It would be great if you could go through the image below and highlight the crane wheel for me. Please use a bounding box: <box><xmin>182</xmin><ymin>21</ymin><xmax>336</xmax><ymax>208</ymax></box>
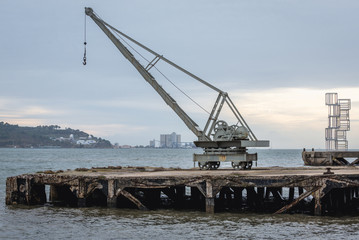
<box><xmin>198</xmin><ymin>162</ymin><xmax>209</xmax><ymax>170</ymax></box>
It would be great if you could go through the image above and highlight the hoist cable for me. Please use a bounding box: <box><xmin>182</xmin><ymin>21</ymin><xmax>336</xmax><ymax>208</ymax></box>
<box><xmin>153</xmin><ymin>66</ymin><xmax>211</xmax><ymax>115</ymax></box>
<box><xmin>111</xmin><ymin>28</ymin><xmax>210</xmax><ymax>115</ymax></box>
<box><xmin>113</xmin><ymin>29</ymin><xmax>150</xmax><ymax>63</ymax></box>
<box><xmin>83</xmin><ymin>13</ymin><xmax>87</xmax><ymax>65</ymax></box>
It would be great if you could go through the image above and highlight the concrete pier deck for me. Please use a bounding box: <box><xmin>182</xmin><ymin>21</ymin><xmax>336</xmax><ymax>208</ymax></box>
<box><xmin>6</xmin><ymin>166</ymin><xmax>359</xmax><ymax>215</ymax></box>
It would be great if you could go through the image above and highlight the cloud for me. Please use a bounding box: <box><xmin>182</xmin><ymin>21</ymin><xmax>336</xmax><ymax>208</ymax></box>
<box><xmin>1</xmin><ymin>1</ymin><xmax>359</xmax><ymax>148</ymax></box>
<box><xmin>22</xmin><ymin>106</ymin><xmax>57</xmax><ymax>116</ymax></box>
<box><xmin>75</xmin><ymin>123</ymin><xmax>148</xmax><ymax>141</ymax></box>
<box><xmin>222</xmin><ymin>87</ymin><xmax>359</xmax><ymax>148</ymax></box>
<box><xmin>91</xmin><ymin>98</ymin><xmax>170</xmax><ymax>112</ymax></box>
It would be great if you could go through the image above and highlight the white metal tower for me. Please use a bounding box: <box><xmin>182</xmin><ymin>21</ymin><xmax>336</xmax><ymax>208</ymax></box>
<box><xmin>325</xmin><ymin>93</ymin><xmax>351</xmax><ymax>150</ymax></box>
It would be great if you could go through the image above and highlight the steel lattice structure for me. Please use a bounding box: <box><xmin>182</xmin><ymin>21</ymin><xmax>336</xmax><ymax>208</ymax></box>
<box><xmin>325</xmin><ymin>93</ymin><xmax>351</xmax><ymax>150</ymax></box>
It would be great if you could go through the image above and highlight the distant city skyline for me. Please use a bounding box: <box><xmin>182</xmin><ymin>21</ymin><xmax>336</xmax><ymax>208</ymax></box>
<box><xmin>148</xmin><ymin>132</ymin><xmax>195</xmax><ymax>148</ymax></box>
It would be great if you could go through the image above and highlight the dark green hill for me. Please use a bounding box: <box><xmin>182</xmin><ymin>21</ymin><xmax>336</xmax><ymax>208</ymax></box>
<box><xmin>0</xmin><ymin>122</ymin><xmax>112</xmax><ymax>148</ymax></box>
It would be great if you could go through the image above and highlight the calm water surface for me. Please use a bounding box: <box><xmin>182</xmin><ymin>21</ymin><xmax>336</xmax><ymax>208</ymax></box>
<box><xmin>1</xmin><ymin>148</ymin><xmax>359</xmax><ymax>239</ymax></box>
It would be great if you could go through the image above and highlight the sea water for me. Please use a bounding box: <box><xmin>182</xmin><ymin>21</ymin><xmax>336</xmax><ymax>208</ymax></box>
<box><xmin>1</xmin><ymin>148</ymin><xmax>359</xmax><ymax>239</ymax></box>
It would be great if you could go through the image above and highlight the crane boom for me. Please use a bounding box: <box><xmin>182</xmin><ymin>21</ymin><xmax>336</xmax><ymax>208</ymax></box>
<box><xmin>85</xmin><ymin>7</ymin><xmax>209</xmax><ymax>141</ymax></box>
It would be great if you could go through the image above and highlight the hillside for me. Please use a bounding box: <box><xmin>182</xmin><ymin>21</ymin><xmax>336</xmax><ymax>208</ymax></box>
<box><xmin>0</xmin><ymin>122</ymin><xmax>112</xmax><ymax>148</ymax></box>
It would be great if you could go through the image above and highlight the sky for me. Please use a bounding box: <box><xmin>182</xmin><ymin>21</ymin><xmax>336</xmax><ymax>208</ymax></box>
<box><xmin>1</xmin><ymin>0</ymin><xmax>358</xmax><ymax>149</ymax></box>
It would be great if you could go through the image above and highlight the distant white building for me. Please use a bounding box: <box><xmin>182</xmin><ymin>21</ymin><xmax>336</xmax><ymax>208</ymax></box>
<box><xmin>160</xmin><ymin>132</ymin><xmax>181</xmax><ymax>148</ymax></box>
<box><xmin>76</xmin><ymin>139</ymin><xmax>97</xmax><ymax>145</ymax></box>
<box><xmin>55</xmin><ymin>134</ymin><xmax>75</xmax><ymax>142</ymax></box>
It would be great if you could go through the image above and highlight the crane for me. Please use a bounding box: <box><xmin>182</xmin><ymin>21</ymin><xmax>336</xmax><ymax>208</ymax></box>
<box><xmin>84</xmin><ymin>7</ymin><xmax>269</xmax><ymax>170</ymax></box>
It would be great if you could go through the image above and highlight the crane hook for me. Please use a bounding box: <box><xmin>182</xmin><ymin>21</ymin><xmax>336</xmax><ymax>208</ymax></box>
<box><xmin>83</xmin><ymin>42</ymin><xmax>87</xmax><ymax>65</ymax></box>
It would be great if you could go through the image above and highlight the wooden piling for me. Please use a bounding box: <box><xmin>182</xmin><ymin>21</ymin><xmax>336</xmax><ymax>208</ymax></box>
<box><xmin>289</xmin><ymin>187</ymin><xmax>295</xmax><ymax>202</ymax></box>
<box><xmin>107</xmin><ymin>179</ymin><xmax>117</xmax><ymax>208</ymax></box>
<box><xmin>205</xmin><ymin>180</ymin><xmax>215</xmax><ymax>214</ymax></box>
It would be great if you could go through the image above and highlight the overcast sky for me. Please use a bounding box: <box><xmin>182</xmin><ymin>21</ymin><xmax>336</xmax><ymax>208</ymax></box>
<box><xmin>1</xmin><ymin>0</ymin><xmax>358</xmax><ymax>149</ymax></box>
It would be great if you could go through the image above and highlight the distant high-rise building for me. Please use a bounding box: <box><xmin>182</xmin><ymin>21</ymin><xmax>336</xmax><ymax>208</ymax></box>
<box><xmin>160</xmin><ymin>132</ymin><xmax>181</xmax><ymax>148</ymax></box>
<box><xmin>176</xmin><ymin>134</ymin><xmax>181</xmax><ymax>147</ymax></box>
<box><xmin>149</xmin><ymin>139</ymin><xmax>156</xmax><ymax>148</ymax></box>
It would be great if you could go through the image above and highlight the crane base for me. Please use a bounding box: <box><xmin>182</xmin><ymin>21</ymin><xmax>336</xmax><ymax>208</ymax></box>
<box><xmin>194</xmin><ymin>140</ymin><xmax>269</xmax><ymax>148</ymax></box>
<box><xmin>193</xmin><ymin>152</ymin><xmax>257</xmax><ymax>170</ymax></box>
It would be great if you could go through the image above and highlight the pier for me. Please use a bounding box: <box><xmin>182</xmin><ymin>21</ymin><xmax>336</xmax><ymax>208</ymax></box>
<box><xmin>6</xmin><ymin>166</ymin><xmax>359</xmax><ymax>216</ymax></box>
<box><xmin>302</xmin><ymin>149</ymin><xmax>359</xmax><ymax>166</ymax></box>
